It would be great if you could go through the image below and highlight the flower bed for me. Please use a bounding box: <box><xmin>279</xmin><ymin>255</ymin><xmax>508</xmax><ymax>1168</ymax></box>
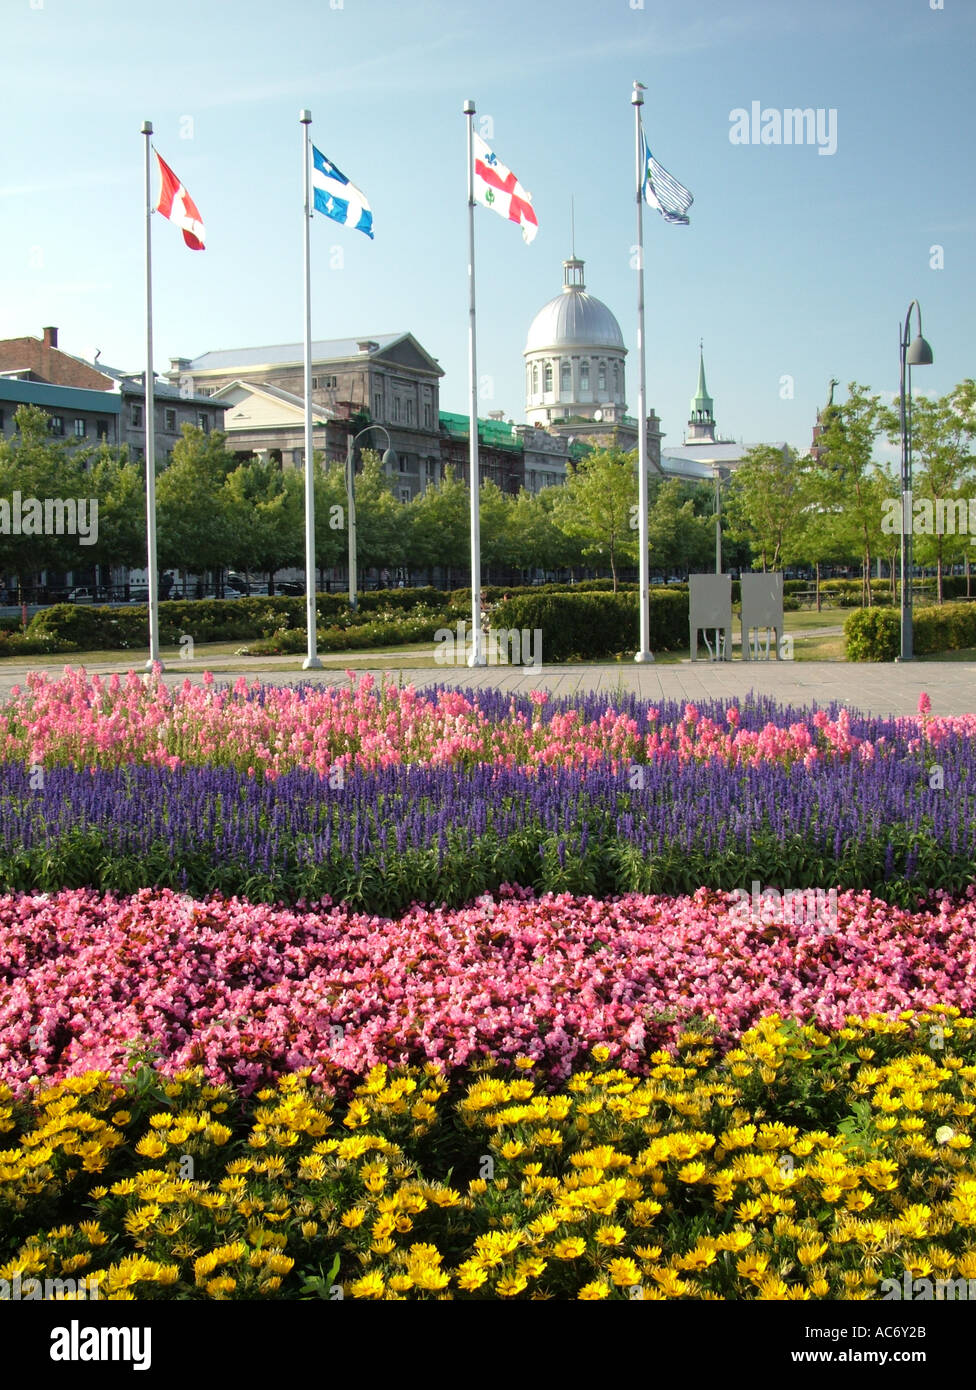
<box><xmin>3</xmin><ymin>886</ymin><xmax>976</xmax><ymax>1097</ymax></box>
<box><xmin>1</xmin><ymin>733</ymin><xmax>971</xmax><ymax>909</ymax></box>
<box><xmin>2</xmin><ymin>668</ymin><xmax>962</xmax><ymax>780</ymax></box>
<box><xmin>1</xmin><ymin>1012</ymin><xmax>975</xmax><ymax>1300</ymax></box>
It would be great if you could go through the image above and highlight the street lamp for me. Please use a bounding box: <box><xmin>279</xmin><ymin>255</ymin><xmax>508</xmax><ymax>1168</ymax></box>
<box><xmin>346</xmin><ymin>424</ymin><xmax>397</xmax><ymax>611</ymax></box>
<box><xmin>897</xmin><ymin>301</ymin><xmax>934</xmax><ymax>662</ymax></box>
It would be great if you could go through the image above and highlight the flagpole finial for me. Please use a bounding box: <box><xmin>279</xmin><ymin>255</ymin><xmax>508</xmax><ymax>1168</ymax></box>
<box><xmin>632</xmin><ymin>81</ymin><xmax>645</xmax><ymax>106</ymax></box>
<box><xmin>300</xmin><ymin>109</ymin><xmax>312</xmax><ymax>124</ymax></box>
<box><xmin>463</xmin><ymin>99</ymin><xmax>475</xmax><ymax>115</ymax></box>
<box><xmin>141</xmin><ymin>120</ymin><xmax>153</xmax><ymax>135</ymax></box>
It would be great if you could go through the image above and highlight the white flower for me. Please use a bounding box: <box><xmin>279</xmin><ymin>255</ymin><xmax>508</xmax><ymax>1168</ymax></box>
<box><xmin>935</xmin><ymin>1126</ymin><xmax>955</xmax><ymax>1145</ymax></box>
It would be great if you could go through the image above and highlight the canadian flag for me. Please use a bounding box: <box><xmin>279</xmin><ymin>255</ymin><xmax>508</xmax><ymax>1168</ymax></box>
<box><xmin>154</xmin><ymin>150</ymin><xmax>205</xmax><ymax>250</ymax></box>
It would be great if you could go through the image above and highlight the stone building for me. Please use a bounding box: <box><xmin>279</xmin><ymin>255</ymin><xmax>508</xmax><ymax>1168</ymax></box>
<box><xmin>167</xmin><ymin>332</ymin><xmax>443</xmax><ymax>501</ymax></box>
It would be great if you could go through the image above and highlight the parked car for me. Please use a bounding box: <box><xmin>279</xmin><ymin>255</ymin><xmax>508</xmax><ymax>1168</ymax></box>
<box><xmin>67</xmin><ymin>587</ymin><xmax>98</xmax><ymax>604</ymax></box>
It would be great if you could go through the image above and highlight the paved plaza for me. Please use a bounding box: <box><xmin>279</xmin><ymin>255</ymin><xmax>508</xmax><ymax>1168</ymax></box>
<box><xmin>1</xmin><ymin>654</ymin><xmax>973</xmax><ymax>717</ymax></box>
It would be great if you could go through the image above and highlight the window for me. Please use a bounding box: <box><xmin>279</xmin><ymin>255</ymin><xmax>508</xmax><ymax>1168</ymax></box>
<box><xmin>580</xmin><ymin>360</ymin><xmax>589</xmax><ymax>390</ymax></box>
<box><xmin>399</xmin><ymin>455</ymin><xmax>409</xmax><ymax>472</ymax></box>
<box><xmin>74</xmin><ymin>418</ymin><xmax>86</xmax><ymax>438</ymax></box>
<box><xmin>311</xmin><ymin>377</ymin><xmax>318</xmax><ymax>389</ymax></box>
<box><xmin>399</xmin><ymin>486</ymin><xmax>411</xmax><ymax>503</ymax></box>
<box><xmin>532</xmin><ymin>363</ymin><xmax>539</xmax><ymax>394</ymax></box>
<box><xmin>96</xmin><ymin>420</ymin><xmax>110</xmax><ymax>441</ymax></box>
<box><xmin>49</xmin><ymin>415</ymin><xmax>64</xmax><ymax>435</ymax></box>
<box><xmin>613</xmin><ymin>362</ymin><xmax>621</xmax><ymax>395</ymax></box>
<box><xmin>543</xmin><ymin>362</ymin><xmax>553</xmax><ymax>392</ymax></box>
<box><xmin>560</xmin><ymin>362</ymin><xmax>571</xmax><ymax>395</ymax></box>
<box><xmin>392</xmin><ymin>397</ymin><xmax>401</xmax><ymax>422</ymax></box>
<box><xmin>373</xmin><ymin>392</ymin><xmax>383</xmax><ymax>419</ymax></box>
<box><xmin>598</xmin><ymin>361</ymin><xmax>607</xmax><ymax>391</ymax></box>
<box><xmin>197</xmin><ymin>413</ymin><xmax>210</xmax><ymax>433</ymax></box>
<box><xmin>406</xmin><ymin>399</ymin><xmax>415</xmax><ymax>425</ymax></box>
<box><xmin>164</xmin><ymin>408</ymin><xmax>177</xmax><ymax>431</ymax></box>
<box><xmin>423</xmin><ymin>402</ymin><xmax>432</xmax><ymax>429</ymax></box>
<box><xmin>131</xmin><ymin>405</ymin><xmax>143</xmax><ymax>427</ymax></box>
<box><xmin>135</xmin><ymin>447</ymin><xmax>145</xmax><ymax>462</ymax></box>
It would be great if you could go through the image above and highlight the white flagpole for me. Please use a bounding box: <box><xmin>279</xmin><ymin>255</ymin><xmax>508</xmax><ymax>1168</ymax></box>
<box><xmin>300</xmin><ymin>109</ymin><xmax>322</xmax><ymax>670</ymax></box>
<box><xmin>141</xmin><ymin>120</ymin><xmax>163</xmax><ymax>671</ymax></box>
<box><xmin>632</xmin><ymin>84</ymin><xmax>653</xmax><ymax>663</ymax></box>
<box><xmin>464</xmin><ymin>99</ymin><xmax>485</xmax><ymax>666</ymax></box>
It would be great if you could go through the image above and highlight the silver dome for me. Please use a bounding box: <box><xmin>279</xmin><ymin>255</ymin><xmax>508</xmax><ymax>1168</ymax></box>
<box><xmin>524</xmin><ymin>289</ymin><xmax>625</xmax><ymax>354</ymax></box>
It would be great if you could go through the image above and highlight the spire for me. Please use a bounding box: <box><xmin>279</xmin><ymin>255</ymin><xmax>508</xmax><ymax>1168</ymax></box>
<box><xmin>686</xmin><ymin>341</ymin><xmax>716</xmax><ymax>442</ymax></box>
<box><xmin>690</xmin><ymin>340</ymin><xmax>713</xmax><ymax>419</ymax></box>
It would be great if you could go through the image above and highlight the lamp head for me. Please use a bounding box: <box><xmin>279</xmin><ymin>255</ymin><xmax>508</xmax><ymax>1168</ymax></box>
<box><xmin>382</xmin><ymin>447</ymin><xmax>397</xmax><ymax>470</ymax></box>
<box><xmin>906</xmin><ymin>334</ymin><xmax>933</xmax><ymax>366</ymax></box>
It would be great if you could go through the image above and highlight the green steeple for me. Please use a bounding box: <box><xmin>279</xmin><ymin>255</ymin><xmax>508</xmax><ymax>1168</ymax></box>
<box><xmin>690</xmin><ymin>342</ymin><xmax>713</xmax><ymax>422</ymax></box>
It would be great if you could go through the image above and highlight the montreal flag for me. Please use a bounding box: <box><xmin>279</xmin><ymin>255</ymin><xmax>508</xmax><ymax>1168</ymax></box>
<box><xmin>154</xmin><ymin>151</ymin><xmax>205</xmax><ymax>250</ymax></box>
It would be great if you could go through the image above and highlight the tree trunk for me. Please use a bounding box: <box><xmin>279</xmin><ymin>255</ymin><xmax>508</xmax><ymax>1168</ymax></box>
<box><xmin>815</xmin><ymin>560</ymin><xmax>821</xmax><ymax>614</ymax></box>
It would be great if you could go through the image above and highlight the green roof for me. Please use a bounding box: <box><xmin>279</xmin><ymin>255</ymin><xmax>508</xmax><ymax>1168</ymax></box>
<box><xmin>439</xmin><ymin>411</ymin><xmax>523</xmax><ymax>451</ymax></box>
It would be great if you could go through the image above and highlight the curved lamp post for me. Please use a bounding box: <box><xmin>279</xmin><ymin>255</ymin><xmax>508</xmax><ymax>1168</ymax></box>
<box><xmin>897</xmin><ymin>301</ymin><xmax>934</xmax><ymax>662</ymax></box>
<box><xmin>346</xmin><ymin>424</ymin><xmax>397</xmax><ymax>612</ymax></box>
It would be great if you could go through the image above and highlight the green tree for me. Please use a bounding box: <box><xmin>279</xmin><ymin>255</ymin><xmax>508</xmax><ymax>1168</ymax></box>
<box><xmin>0</xmin><ymin>405</ymin><xmax>92</xmax><ymax>595</ymax></box>
<box><xmin>723</xmin><ymin>445</ymin><xmax>805</xmax><ymax>573</ymax></box>
<box><xmin>809</xmin><ymin>384</ymin><xmax>887</xmax><ymax>606</ymax></box>
<box><xmin>406</xmin><ymin>464</ymin><xmax>469</xmax><ymax>587</ymax></box>
<box><xmin>478</xmin><ymin>479</ymin><xmax>515</xmax><ymax>581</ymax></box>
<box><xmin>879</xmin><ymin>382</ymin><xmax>976</xmax><ymax>603</ymax></box>
<box><xmin>553</xmin><ymin>448</ymin><xmax>637</xmax><ymax>590</ymax></box>
<box><xmin>353</xmin><ymin>449</ymin><xmax>407</xmax><ymax>575</ymax></box>
<box><xmin>314</xmin><ymin>457</ymin><xmax>349</xmax><ymax>581</ymax></box>
<box><xmin>156</xmin><ymin>425</ymin><xmax>239</xmax><ymax>592</ymax></box>
<box><xmin>646</xmin><ymin>477</ymin><xmax>713</xmax><ymax>577</ymax></box>
<box><xmin>223</xmin><ymin>458</ymin><xmax>304</xmax><ymax>593</ymax></box>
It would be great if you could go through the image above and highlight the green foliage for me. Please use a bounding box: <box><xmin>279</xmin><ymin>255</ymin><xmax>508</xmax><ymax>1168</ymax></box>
<box><xmin>550</xmin><ymin>448</ymin><xmax>638</xmax><ymax>588</ymax></box>
<box><xmin>843</xmin><ymin>608</ymin><xmax>900</xmax><ymax>661</ymax></box>
<box><xmin>844</xmin><ymin>600</ymin><xmax>976</xmax><ymax>659</ymax></box>
<box><xmin>493</xmin><ymin>590</ymin><xmax>687</xmax><ymax>661</ymax></box>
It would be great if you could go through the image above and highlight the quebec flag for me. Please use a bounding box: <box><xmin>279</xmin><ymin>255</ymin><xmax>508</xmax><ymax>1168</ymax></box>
<box><xmin>311</xmin><ymin>146</ymin><xmax>374</xmax><ymax>239</ymax></box>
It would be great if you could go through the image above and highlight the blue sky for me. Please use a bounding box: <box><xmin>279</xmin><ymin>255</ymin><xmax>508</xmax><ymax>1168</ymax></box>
<box><xmin>2</xmin><ymin>0</ymin><xmax>972</xmax><ymax>460</ymax></box>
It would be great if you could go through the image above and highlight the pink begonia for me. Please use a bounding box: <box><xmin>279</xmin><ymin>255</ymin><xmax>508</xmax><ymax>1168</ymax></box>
<box><xmin>2</xmin><ymin>885</ymin><xmax>975</xmax><ymax>1097</ymax></box>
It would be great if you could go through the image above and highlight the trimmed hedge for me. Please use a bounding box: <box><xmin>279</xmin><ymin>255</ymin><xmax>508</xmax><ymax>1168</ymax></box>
<box><xmin>25</xmin><ymin>592</ymin><xmax>461</xmax><ymax>654</ymax></box>
<box><xmin>845</xmin><ymin>599</ymin><xmax>976</xmax><ymax>660</ymax></box>
<box><xmin>492</xmin><ymin>590</ymin><xmax>687</xmax><ymax>661</ymax></box>
<box><xmin>248</xmin><ymin>612</ymin><xmax>466</xmax><ymax>656</ymax></box>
